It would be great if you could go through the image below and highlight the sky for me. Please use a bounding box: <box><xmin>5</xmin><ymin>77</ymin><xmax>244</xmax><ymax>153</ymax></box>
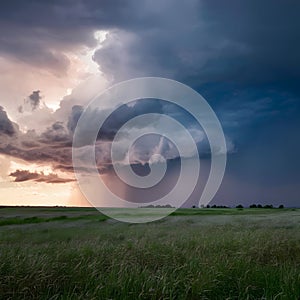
<box><xmin>0</xmin><ymin>0</ymin><xmax>299</xmax><ymax>208</ymax></box>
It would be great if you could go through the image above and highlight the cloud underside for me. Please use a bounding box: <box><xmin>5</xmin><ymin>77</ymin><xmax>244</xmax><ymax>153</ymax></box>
<box><xmin>9</xmin><ymin>169</ymin><xmax>74</xmax><ymax>184</ymax></box>
<box><xmin>0</xmin><ymin>99</ymin><xmax>213</xmax><ymax>177</ymax></box>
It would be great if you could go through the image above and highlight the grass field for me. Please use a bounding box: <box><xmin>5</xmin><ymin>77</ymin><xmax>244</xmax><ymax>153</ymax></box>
<box><xmin>0</xmin><ymin>207</ymin><xmax>299</xmax><ymax>299</ymax></box>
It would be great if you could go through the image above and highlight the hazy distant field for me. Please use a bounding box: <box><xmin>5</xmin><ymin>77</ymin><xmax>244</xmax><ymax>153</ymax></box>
<box><xmin>0</xmin><ymin>207</ymin><xmax>299</xmax><ymax>299</ymax></box>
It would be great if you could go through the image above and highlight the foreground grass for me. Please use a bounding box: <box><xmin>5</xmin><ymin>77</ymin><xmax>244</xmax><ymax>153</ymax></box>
<box><xmin>0</xmin><ymin>208</ymin><xmax>299</xmax><ymax>299</ymax></box>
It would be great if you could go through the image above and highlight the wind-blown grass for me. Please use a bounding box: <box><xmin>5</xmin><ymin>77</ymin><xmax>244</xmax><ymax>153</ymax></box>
<box><xmin>0</xmin><ymin>208</ymin><xmax>299</xmax><ymax>299</ymax></box>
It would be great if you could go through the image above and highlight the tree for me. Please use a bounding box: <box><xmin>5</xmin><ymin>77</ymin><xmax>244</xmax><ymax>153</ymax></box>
<box><xmin>249</xmin><ymin>204</ymin><xmax>257</xmax><ymax>208</ymax></box>
<box><xmin>236</xmin><ymin>204</ymin><xmax>244</xmax><ymax>209</ymax></box>
<box><xmin>257</xmin><ymin>204</ymin><xmax>262</xmax><ymax>208</ymax></box>
<box><xmin>278</xmin><ymin>204</ymin><xmax>284</xmax><ymax>209</ymax></box>
<box><xmin>263</xmin><ymin>204</ymin><xmax>273</xmax><ymax>209</ymax></box>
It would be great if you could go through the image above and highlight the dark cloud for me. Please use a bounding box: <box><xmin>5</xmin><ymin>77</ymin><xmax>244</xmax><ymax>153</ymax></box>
<box><xmin>0</xmin><ymin>0</ymin><xmax>299</xmax><ymax>86</ymax></box>
<box><xmin>18</xmin><ymin>90</ymin><xmax>43</xmax><ymax>113</ymax></box>
<box><xmin>0</xmin><ymin>1</ymin><xmax>300</xmax><ymax>206</ymax></box>
<box><xmin>0</xmin><ymin>106</ymin><xmax>17</xmax><ymax>136</ymax></box>
<box><xmin>0</xmin><ymin>107</ymin><xmax>73</xmax><ymax>171</ymax></box>
<box><xmin>68</xmin><ymin>100</ymin><xmax>163</xmax><ymax>144</ymax></box>
<box><xmin>28</xmin><ymin>90</ymin><xmax>41</xmax><ymax>111</ymax></box>
<box><xmin>9</xmin><ymin>169</ymin><xmax>74</xmax><ymax>184</ymax></box>
<box><xmin>99</xmin><ymin>99</ymin><xmax>164</xmax><ymax>140</ymax></box>
<box><xmin>0</xmin><ymin>99</ymin><xmax>205</xmax><ymax>178</ymax></box>
<box><xmin>0</xmin><ymin>0</ymin><xmax>154</xmax><ymax>74</ymax></box>
<box><xmin>93</xmin><ymin>1</ymin><xmax>300</xmax><ymax>90</ymax></box>
<box><xmin>0</xmin><ymin>0</ymin><xmax>299</xmax><ymax>87</ymax></box>
<box><xmin>21</xmin><ymin>140</ymin><xmax>40</xmax><ymax>148</ymax></box>
<box><xmin>0</xmin><ymin>0</ymin><xmax>135</xmax><ymax>29</ymax></box>
<box><xmin>67</xmin><ymin>105</ymin><xmax>84</xmax><ymax>133</ymax></box>
<box><xmin>9</xmin><ymin>169</ymin><xmax>38</xmax><ymax>182</ymax></box>
<box><xmin>39</xmin><ymin>121</ymin><xmax>71</xmax><ymax>145</ymax></box>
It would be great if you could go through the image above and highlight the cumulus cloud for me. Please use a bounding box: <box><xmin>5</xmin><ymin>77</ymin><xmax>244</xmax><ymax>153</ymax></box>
<box><xmin>9</xmin><ymin>169</ymin><xmax>75</xmax><ymax>184</ymax></box>
<box><xmin>0</xmin><ymin>108</ymin><xmax>73</xmax><ymax>172</ymax></box>
<box><xmin>0</xmin><ymin>94</ymin><xmax>217</xmax><ymax>178</ymax></box>
<box><xmin>69</xmin><ymin>96</ymin><xmax>214</xmax><ymax>168</ymax></box>
<box><xmin>39</xmin><ymin>122</ymin><xmax>71</xmax><ymax>145</ymax></box>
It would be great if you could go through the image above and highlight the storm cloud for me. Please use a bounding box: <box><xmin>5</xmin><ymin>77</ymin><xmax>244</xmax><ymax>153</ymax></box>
<box><xmin>0</xmin><ymin>106</ymin><xmax>16</xmax><ymax>136</ymax></box>
<box><xmin>0</xmin><ymin>1</ymin><xmax>299</xmax><ymax>206</ymax></box>
<box><xmin>0</xmin><ymin>108</ymin><xmax>73</xmax><ymax>172</ymax></box>
<box><xmin>92</xmin><ymin>1</ymin><xmax>300</xmax><ymax>89</ymax></box>
<box><xmin>0</xmin><ymin>0</ymin><xmax>299</xmax><ymax>88</ymax></box>
<box><xmin>10</xmin><ymin>169</ymin><xmax>75</xmax><ymax>184</ymax></box>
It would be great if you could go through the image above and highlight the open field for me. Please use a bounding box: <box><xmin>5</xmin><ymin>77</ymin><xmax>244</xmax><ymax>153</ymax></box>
<box><xmin>0</xmin><ymin>207</ymin><xmax>299</xmax><ymax>299</ymax></box>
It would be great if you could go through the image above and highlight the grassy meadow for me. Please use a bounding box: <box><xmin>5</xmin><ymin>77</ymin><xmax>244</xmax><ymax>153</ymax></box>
<box><xmin>0</xmin><ymin>207</ymin><xmax>299</xmax><ymax>299</ymax></box>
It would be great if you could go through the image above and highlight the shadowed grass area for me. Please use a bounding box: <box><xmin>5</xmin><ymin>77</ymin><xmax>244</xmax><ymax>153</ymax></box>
<box><xmin>0</xmin><ymin>215</ymin><xmax>108</xmax><ymax>226</ymax></box>
<box><xmin>0</xmin><ymin>208</ymin><xmax>299</xmax><ymax>299</ymax></box>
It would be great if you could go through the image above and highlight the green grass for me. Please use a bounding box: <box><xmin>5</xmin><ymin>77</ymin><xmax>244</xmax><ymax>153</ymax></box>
<box><xmin>0</xmin><ymin>207</ymin><xmax>299</xmax><ymax>299</ymax></box>
<box><xmin>0</xmin><ymin>215</ymin><xmax>108</xmax><ymax>226</ymax></box>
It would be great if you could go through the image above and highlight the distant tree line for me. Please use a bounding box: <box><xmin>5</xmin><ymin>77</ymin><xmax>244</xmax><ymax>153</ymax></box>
<box><xmin>192</xmin><ymin>204</ymin><xmax>285</xmax><ymax>209</ymax></box>
<box><xmin>237</xmin><ymin>204</ymin><xmax>285</xmax><ymax>209</ymax></box>
<box><xmin>140</xmin><ymin>204</ymin><xmax>174</xmax><ymax>208</ymax></box>
<box><xmin>206</xmin><ymin>205</ymin><xmax>229</xmax><ymax>209</ymax></box>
